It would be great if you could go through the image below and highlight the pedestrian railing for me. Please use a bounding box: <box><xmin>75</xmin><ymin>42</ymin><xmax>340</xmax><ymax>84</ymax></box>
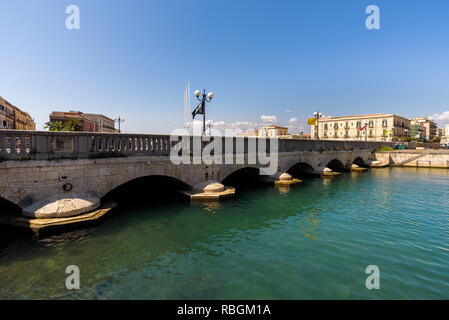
<box><xmin>0</xmin><ymin>130</ymin><xmax>390</xmax><ymax>161</ymax></box>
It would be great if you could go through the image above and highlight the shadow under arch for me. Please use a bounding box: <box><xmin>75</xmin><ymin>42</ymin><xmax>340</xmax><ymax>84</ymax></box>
<box><xmin>102</xmin><ymin>175</ymin><xmax>192</xmax><ymax>206</ymax></box>
<box><xmin>287</xmin><ymin>162</ymin><xmax>315</xmax><ymax>178</ymax></box>
<box><xmin>221</xmin><ymin>167</ymin><xmax>262</xmax><ymax>187</ymax></box>
<box><xmin>326</xmin><ymin>159</ymin><xmax>346</xmax><ymax>172</ymax></box>
<box><xmin>352</xmin><ymin>156</ymin><xmax>368</xmax><ymax>168</ymax></box>
<box><xmin>0</xmin><ymin>196</ymin><xmax>22</xmax><ymax>216</ymax></box>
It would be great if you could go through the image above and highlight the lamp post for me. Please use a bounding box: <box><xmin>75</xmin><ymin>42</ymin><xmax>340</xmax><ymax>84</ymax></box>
<box><xmin>113</xmin><ymin>116</ymin><xmax>125</xmax><ymax>133</ymax></box>
<box><xmin>313</xmin><ymin>111</ymin><xmax>323</xmax><ymax>140</ymax></box>
<box><xmin>192</xmin><ymin>89</ymin><xmax>214</xmax><ymax>135</ymax></box>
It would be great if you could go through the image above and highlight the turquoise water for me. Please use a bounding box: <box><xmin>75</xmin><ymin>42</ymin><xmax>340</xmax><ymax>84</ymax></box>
<box><xmin>1</xmin><ymin>168</ymin><xmax>449</xmax><ymax>299</ymax></box>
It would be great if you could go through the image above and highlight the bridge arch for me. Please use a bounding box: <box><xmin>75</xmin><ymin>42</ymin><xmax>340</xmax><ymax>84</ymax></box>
<box><xmin>352</xmin><ymin>156</ymin><xmax>368</xmax><ymax>167</ymax></box>
<box><xmin>326</xmin><ymin>159</ymin><xmax>346</xmax><ymax>172</ymax></box>
<box><xmin>102</xmin><ymin>174</ymin><xmax>192</xmax><ymax>204</ymax></box>
<box><xmin>287</xmin><ymin>162</ymin><xmax>315</xmax><ymax>177</ymax></box>
<box><xmin>0</xmin><ymin>196</ymin><xmax>22</xmax><ymax>215</ymax></box>
<box><xmin>221</xmin><ymin>167</ymin><xmax>261</xmax><ymax>185</ymax></box>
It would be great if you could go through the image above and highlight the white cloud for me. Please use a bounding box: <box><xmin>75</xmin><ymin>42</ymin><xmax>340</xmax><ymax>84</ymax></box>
<box><xmin>288</xmin><ymin>117</ymin><xmax>298</xmax><ymax>124</ymax></box>
<box><xmin>260</xmin><ymin>115</ymin><xmax>277</xmax><ymax>123</ymax></box>
<box><xmin>285</xmin><ymin>109</ymin><xmax>292</xmax><ymax>113</ymax></box>
<box><xmin>430</xmin><ymin>111</ymin><xmax>449</xmax><ymax>122</ymax></box>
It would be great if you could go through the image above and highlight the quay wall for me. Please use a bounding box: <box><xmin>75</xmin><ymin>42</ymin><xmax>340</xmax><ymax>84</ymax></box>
<box><xmin>375</xmin><ymin>151</ymin><xmax>449</xmax><ymax>168</ymax></box>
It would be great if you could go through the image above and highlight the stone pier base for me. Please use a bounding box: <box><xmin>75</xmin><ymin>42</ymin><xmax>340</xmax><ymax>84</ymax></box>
<box><xmin>320</xmin><ymin>167</ymin><xmax>343</xmax><ymax>178</ymax></box>
<box><xmin>0</xmin><ymin>202</ymin><xmax>116</xmax><ymax>234</ymax></box>
<box><xmin>273</xmin><ymin>173</ymin><xmax>302</xmax><ymax>186</ymax></box>
<box><xmin>184</xmin><ymin>181</ymin><xmax>236</xmax><ymax>202</ymax></box>
<box><xmin>350</xmin><ymin>164</ymin><xmax>368</xmax><ymax>172</ymax></box>
<box><xmin>369</xmin><ymin>160</ymin><xmax>389</xmax><ymax>168</ymax></box>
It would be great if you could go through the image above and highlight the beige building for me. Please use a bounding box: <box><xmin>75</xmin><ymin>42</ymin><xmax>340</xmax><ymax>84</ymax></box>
<box><xmin>0</xmin><ymin>96</ymin><xmax>35</xmax><ymax>130</ymax></box>
<box><xmin>410</xmin><ymin>117</ymin><xmax>437</xmax><ymax>140</ymax></box>
<box><xmin>311</xmin><ymin>114</ymin><xmax>410</xmax><ymax>141</ymax></box>
<box><xmin>236</xmin><ymin>129</ymin><xmax>258</xmax><ymax>137</ymax></box>
<box><xmin>258</xmin><ymin>125</ymin><xmax>289</xmax><ymax>138</ymax></box>
<box><xmin>441</xmin><ymin>124</ymin><xmax>449</xmax><ymax>144</ymax></box>
<box><xmin>83</xmin><ymin>113</ymin><xmax>118</xmax><ymax>133</ymax></box>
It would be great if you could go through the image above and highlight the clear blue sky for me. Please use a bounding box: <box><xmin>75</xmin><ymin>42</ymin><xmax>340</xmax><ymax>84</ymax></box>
<box><xmin>1</xmin><ymin>0</ymin><xmax>449</xmax><ymax>134</ymax></box>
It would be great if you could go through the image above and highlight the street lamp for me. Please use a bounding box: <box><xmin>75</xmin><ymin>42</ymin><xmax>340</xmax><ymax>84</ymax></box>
<box><xmin>113</xmin><ymin>116</ymin><xmax>125</xmax><ymax>133</ymax></box>
<box><xmin>192</xmin><ymin>89</ymin><xmax>214</xmax><ymax>135</ymax></box>
<box><xmin>313</xmin><ymin>111</ymin><xmax>323</xmax><ymax>140</ymax></box>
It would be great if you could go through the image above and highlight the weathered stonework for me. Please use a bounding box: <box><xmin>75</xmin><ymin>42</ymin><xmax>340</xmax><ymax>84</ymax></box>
<box><xmin>375</xmin><ymin>151</ymin><xmax>449</xmax><ymax>168</ymax></box>
<box><xmin>1</xmin><ymin>149</ymin><xmax>375</xmax><ymax>215</ymax></box>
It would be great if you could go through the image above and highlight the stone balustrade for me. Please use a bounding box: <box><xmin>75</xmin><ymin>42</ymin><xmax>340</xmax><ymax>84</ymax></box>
<box><xmin>0</xmin><ymin>130</ymin><xmax>391</xmax><ymax>161</ymax></box>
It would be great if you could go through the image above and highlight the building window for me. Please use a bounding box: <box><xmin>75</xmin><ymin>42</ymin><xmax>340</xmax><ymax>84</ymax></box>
<box><xmin>333</xmin><ymin>123</ymin><xmax>338</xmax><ymax>129</ymax></box>
<box><xmin>356</xmin><ymin>121</ymin><xmax>361</xmax><ymax>129</ymax></box>
<box><xmin>369</xmin><ymin>121</ymin><xmax>374</xmax><ymax>128</ymax></box>
<box><xmin>382</xmin><ymin>120</ymin><xmax>387</xmax><ymax>127</ymax></box>
<box><xmin>324</xmin><ymin>124</ymin><xmax>328</xmax><ymax>130</ymax></box>
<box><xmin>369</xmin><ymin>130</ymin><xmax>373</xmax><ymax>137</ymax></box>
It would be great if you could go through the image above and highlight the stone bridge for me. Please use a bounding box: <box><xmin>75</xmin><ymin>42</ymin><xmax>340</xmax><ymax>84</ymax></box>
<box><xmin>0</xmin><ymin>130</ymin><xmax>389</xmax><ymax>219</ymax></box>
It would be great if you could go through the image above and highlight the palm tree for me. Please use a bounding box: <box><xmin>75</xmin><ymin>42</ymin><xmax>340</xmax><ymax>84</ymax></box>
<box><xmin>44</xmin><ymin>121</ymin><xmax>65</xmax><ymax>131</ymax></box>
<box><xmin>64</xmin><ymin>119</ymin><xmax>81</xmax><ymax>131</ymax></box>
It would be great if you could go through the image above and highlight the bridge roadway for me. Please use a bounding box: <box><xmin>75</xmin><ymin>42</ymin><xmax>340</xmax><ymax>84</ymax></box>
<box><xmin>0</xmin><ymin>130</ymin><xmax>389</xmax><ymax>220</ymax></box>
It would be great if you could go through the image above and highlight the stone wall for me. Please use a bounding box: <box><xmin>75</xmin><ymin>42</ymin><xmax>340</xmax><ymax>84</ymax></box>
<box><xmin>375</xmin><ymin>151</ymin><xmax>449</xmax><ymax>168</ymax></box>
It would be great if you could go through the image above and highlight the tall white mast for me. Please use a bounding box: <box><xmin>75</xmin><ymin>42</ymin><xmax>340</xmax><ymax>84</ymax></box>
<box><xmin>184</xmin><ymin>81</ymin><xmax>191</xmax><ymax>130</ymax></box>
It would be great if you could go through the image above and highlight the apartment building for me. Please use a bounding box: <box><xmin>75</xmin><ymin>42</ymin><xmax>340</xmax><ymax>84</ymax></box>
<box><xmin>410</xmin><ymin>119</ymin><xmax>426</xmax><ymax>139</ymax></box>
<box><xmin>410</xmin><ymin>117</ymin><xmax>437</xmax><ymax>140</ymax></box>
<box><xmin>49</xmin><ymin>111</ymin><xmax>99</xmax><ymax>132</ymax></box>
<box><xmin>0</xmin><ymin>96</ymin><xmax>36</xmax><ymax>130</ymax></box>
<box><xmin>49</xmin><ymin>111</ymin><xmax>118</xmax><ymax>132</ymax></box>
<box><xmin>311</xmin><ymin>114</ymin><xmax>410</xmax><ymax>141</ymax></box>
<box><xmin>83</xmin><ymin>113</ymin><xmax>118</xmax><ymax>133</ymax></box>
<box><xmin>258</xmin><ymin>125</ymin><xmax>289</xmax><ymax>138</ymax></box>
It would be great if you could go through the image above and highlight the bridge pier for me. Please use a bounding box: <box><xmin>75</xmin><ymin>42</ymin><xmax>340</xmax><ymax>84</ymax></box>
<box><xmin>22</xmin><ymin>193</ymin><xmax>101</xmax><ymax>219</ymax></box>
<box><xmin>350</xmin><ymin>163</ymin><xmax>368</xmax><ymax>172</ymax></box>
<box><xmin>273</xmin><ymin>173</ymin><xmax>302</xmax><ymax>186</ymax></box>
<box><xmin>184</xmin><ymin>180</ymin><xmax>235</xmax><ymax>202</ymax></box>
<box><xmin>319</xmin><ymin>167</ymin><xmax>343</xmax><ymax>178</ymax></box>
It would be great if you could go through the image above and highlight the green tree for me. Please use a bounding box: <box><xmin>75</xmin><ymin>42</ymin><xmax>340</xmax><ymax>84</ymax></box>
<box><xmin>44</xmin><ymin>121</ymin><xmax>65</xmax><ymax>131</ymax></box>
<box><xmin>63</xmin><ymin>119</ymin><xmax>81</xmax><ymax>131</ymax></box>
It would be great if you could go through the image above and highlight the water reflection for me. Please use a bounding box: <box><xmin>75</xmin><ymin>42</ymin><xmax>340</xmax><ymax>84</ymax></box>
<box><xmin>275</xmin><ymin>185</ymin><xmax>290</xmax><ymax>194</ymax></box>
<box><xmin>191</xmin><ymin>201</ymin><xmax>222</xmax><ymax>213</ymax></box>
<box><xmin>299</xmin><ymin>208</ymin><xmax>321</xmax><ymax>240</ymax></box>
<box><xmin>1</xmin><ymin>168</ymin><xmax>449</xmax><ymax>299</ymax></box>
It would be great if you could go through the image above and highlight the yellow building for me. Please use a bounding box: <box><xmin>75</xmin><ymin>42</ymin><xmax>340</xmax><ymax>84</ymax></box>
<box><xmin>311</xmin><ymin>113</ymin><xmax>410</xmax><ymax>141</ymax></box>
